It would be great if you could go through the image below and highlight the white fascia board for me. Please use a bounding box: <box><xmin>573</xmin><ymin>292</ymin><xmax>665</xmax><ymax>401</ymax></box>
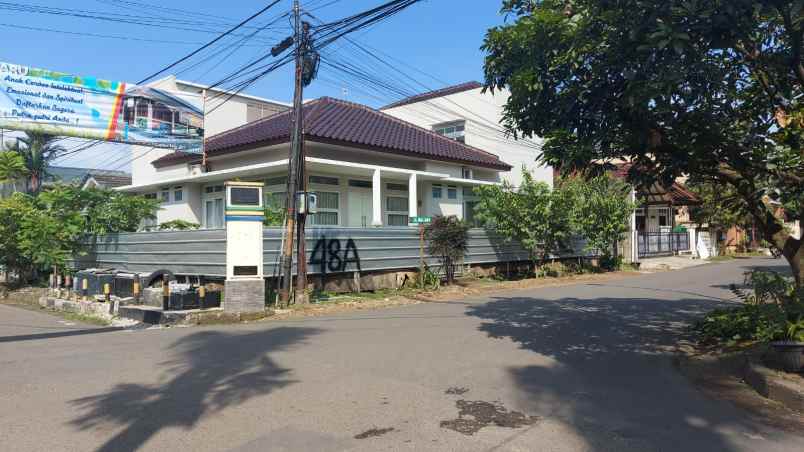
<box><xmin>118</xmin><ymin>157</ymin><xmax>497</xmax><ymax>193</ymax></box>
<box><xmin>440</xmin><ymin>177</ymin><xmax>500</xmax><ymax>186</ymax></box>
<box><xmin>306</xmin><ymin>156</ymin><xmax>449</xmax><ymax>179</ymax></box>
<box><xmin>117</xmin><ymin>159</ymin><xmax>290</xmax><ymax>192</ymax></box>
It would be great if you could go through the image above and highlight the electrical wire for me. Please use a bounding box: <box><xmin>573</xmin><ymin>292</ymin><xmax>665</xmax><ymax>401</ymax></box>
<box><xmin>136</xmin><ymin>0</ymin><xmax>284</xmax><ymax>84</ymax></box>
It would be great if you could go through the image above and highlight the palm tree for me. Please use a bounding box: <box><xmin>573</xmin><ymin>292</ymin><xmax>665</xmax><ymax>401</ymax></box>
<box><xmin>12</xmin><ymin>132</ymin><xmax>65</xmax><ymax>193</ymax></box>
<box><xmin>0</xmin><ymin>149</ymin><xmax>29</xmax><ymax>194</ymax></box>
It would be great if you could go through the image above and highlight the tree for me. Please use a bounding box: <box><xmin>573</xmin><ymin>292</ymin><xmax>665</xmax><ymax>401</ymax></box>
<box><xmin>0</xmin><ymin>150</ymin><xmax>28</xmax><ymax>193</ymax></box>
<box><xmin>0</xmin><ymin>185</ymin><xmax>159</xmax><ymax>279</ymax></box>
<box><xmin>11</xmin><ymin>132</ymin><xmax>65</xmax><ymax>193</ymax></box>
<box><xmin>159</xmin><ymin>219</ymin><xmax>201</xmax><ymax>231</ymax></box>
<box><xmin>424</xmin><ymin>216</ymin><xmax>469</xmax><ymax>284</ymax></box>
<box><xmin>475</xmin><ymin>170</ymin><xmax>574</xmax><ymax>270</ymax></box>
<box><xmin>561</xmin><ymin>175</ymin><xmax>636</xmax><ymax>267</ymax></box>
<box><xmin>483</xmin><ymin>1</ymin><xmax>803</xmax><ymax>286</ymax></box>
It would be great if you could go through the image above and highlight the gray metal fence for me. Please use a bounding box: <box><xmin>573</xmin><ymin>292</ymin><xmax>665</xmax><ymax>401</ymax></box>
<box><xmin>74</xmin><ymin>227</ymin><xmax>589</xmax><ymax>278</ymax></box>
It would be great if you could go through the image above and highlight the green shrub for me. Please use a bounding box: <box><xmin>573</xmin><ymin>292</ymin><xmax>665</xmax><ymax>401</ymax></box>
<box><xmin>158</xmin><ymin>219</ymin><xmax>200</xmax><ymax>231</ymax></box>
<box><xmin>424</xmin><ymin>216</ymin><xmax>469</xmax><ymax>284</ymax></box>
<box><xmin>537</xmin><ymin>261</ymin><xmax>568</xmax><ymax>278</ymax></box>
<box><xmin>694</xmin><ymin>270</ymin><xmax>803</xmax><ymax>345</ymax></box>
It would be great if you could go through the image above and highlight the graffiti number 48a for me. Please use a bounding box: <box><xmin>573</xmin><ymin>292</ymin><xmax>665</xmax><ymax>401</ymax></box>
<box><xmin>309</xmin><ymin>237</ymin><xmax>361</xmax><ymax>274</ymax></box>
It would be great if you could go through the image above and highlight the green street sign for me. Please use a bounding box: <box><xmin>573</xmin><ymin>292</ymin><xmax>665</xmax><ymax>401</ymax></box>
<box><xmin>410</xmin><ymin>216</ymin><xmax>432</xmax><ymax>224</ymax></box>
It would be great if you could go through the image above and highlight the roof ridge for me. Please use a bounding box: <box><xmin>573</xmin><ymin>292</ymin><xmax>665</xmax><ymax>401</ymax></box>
<box><xmin>317</xmin><ymin>96</ymin><xmax>505</xmax><ymax>162</ymax></box>
<box><xmin>380</xmin><ymin>81</ymin><xmax>483</xmax><ymax>110</ymax></box>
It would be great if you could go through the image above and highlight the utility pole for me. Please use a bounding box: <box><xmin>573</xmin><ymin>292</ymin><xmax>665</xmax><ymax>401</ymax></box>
<box><xmin>279</xmin><ymin>0</ymin><xmax>305</xmax><ymax>305</ymax></box>
<box><xmin>296</xmin><ymin>22</ymin><xmax>310</xmax><ymax>303</ymax></box>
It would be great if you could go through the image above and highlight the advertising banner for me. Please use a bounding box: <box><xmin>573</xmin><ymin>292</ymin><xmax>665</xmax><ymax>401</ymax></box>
<box><xmin>0</xmin><ymin>61</ymin><xmax>203</xmax><ymax>151</ymax></box>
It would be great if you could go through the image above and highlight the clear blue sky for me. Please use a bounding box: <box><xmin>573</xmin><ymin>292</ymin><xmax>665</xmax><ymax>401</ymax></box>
<box><xmin>3</xmin><ymin>0</ymin><xmax>507</xmax><ymax>105</ymax></box>
<box><xmin>2</xmin><ymin>0</ymin><xmax>508</xmax><ymax>169</ymax></box>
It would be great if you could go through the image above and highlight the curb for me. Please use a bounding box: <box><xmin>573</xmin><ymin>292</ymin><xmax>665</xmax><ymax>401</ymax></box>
<box><xmin>743</xmin><ymin>354</ymin><xmax>804</xmax><ymax>413</ymax></box>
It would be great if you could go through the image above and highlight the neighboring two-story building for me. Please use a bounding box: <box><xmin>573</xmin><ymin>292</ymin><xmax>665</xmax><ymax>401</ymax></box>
<box><xmin>381</xmin><ymin>81</ymin><xmax>549</xmax><ymax>189</ymax></box>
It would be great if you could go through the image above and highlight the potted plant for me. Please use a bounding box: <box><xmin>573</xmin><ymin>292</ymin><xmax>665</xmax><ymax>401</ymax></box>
<box><xmin>770</xmin><ymin>318</ymin><xmax>804</xmax><ymax>372</ymax></box>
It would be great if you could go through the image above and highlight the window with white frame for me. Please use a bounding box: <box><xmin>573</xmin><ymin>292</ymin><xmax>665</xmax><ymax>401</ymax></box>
<box><xmin>461</xmin><ymin>167</ymin><xmax>473</xmax><ymax>179</ymax></box>
<box><xmin>173</xmin><ymin>186</ymin><xmax>183</xmax><ymax>202</ymax></box>
<box><xmin>160</xmin><ymin>188</ymin><xmax>170</xmax><ymax>203</ymax></box>
<box><xmin>434</xmin><ymin>121</ymin><xmax>466</xmax><ymax>143</ymax></box>
<box><xmin>311</xmin><ymin>191</ymin><xmax>339</xmax><ymax>226</ymax></box>
<box><xmin>309</xmin><ymin>175</ymin><xmax>339</xmax><ymax>186</ymax></box>
<box><xmin>447</xmin><ymin>186</ymin><xmax>458</xmax><ymax>199</ymax></box>
<box><xmin>265</xmin><ymin>175</ymin><xmax>287</xmax><ymax>187</ymax></box>
<box><xmin>203</xmin><ymin>184</ymin><xmax>225</xmax><ymax>229</ymax></box>
<box><xmin>432</xmin><ymin>184</ymin><xmax>443</xmax><ymax>199</ymax></box>
<box><xmin>386</xmin><ymin>196</ymin><xmax>409</xmax><ymax>226</ymax></box>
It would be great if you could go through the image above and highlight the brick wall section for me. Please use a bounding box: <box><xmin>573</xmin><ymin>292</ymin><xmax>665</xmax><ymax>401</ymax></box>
<box><xmin>224</xmin><ymin>279</ymin><xmax>265</xmax><ymax>313</ymax></box>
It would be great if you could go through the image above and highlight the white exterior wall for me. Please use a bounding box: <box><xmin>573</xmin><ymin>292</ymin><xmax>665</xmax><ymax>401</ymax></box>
<box><xmin>383</xmin><ymin>87</ymin><xmax>552</xmax><ymax>188</ymax></box>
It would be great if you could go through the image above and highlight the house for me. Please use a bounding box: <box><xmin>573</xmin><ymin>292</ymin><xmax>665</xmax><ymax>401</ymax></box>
<box><xmin>611</xmin><ymin>163</ymin><xmax>702</xmax><ymax>261</ymax></box>
<box><xmin>119</xmin><ymin>96</ymin><xmax>512</xmax><ymax>229</ymax></box>
<box><xmin>381</xmin><ymin>81</ymin><xmax>551</xmax><ymax>189</ymax></box>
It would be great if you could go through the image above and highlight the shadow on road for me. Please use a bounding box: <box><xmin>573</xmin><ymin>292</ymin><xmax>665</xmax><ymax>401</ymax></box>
<box><xmin>69</xmin><ymin>326</ymin><xmax>320</xmax><ymax>452</ymax></box>
<box><xmin>467</xmin><ymin>294</ymin><xmax>777</xmax><ymax>451</ymax></box>
<box><xmin>0</xmin><ymin>326</ymin><xmax>124</xmax><ymax>343</ymax></box>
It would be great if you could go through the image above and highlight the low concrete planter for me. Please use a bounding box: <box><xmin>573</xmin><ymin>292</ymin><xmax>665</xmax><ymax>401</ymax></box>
<box><xmin>770</xmin><ymin>341</ymin><xmax>804</xmax><ymax>373</ymax></box>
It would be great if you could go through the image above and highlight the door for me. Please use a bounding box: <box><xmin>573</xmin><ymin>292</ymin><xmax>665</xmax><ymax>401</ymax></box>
<box><xmin>347</xmin><ymin>190</ymin><xmax>373</xmax><ymax>227</ymax></box>
<box><xmin>204</xmin><ymin>197</ymin><xmax>224</xmax><ymax>229</ymax></box>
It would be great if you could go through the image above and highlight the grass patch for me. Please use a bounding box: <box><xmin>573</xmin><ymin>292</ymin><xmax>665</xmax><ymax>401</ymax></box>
<box><xmin>57</xmin><ymin>310</ymin><xmax>111</xmax><ymax>326</ymax></box>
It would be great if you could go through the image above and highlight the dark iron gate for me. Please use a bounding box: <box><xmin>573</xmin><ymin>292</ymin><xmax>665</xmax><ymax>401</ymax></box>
<box><xmin>637</xmin><ymin>231</ymin><xmax>690</xmax><ymax>258</ymax></box>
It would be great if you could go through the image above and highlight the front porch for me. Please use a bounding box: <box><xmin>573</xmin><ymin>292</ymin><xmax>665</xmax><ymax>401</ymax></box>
<box><xmin>120</xmin><ymin>156</ymin><xmax>497</xmax><ymax>229</ymax></box>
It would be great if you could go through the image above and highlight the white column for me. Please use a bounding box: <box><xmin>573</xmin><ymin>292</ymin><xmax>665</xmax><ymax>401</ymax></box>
<box><xmin>372</xmin><ymin>168</ymin><xmax>382</xmax><ymax>226</ymax></box>
<box><xmin>408</xmin><ymin>173</ymin><xmax>418</xmax><ymax>221</ymax></box>
<box><xmin>630</xmin><ymin>188</ymin><xmax>638</xmax><ymax>263</ymax></box>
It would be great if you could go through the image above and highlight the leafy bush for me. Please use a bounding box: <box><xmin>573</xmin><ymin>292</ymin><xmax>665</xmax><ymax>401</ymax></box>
<box><xmin>536</xmin><ymin>261</ymin><xmax>568</xmax><ymax>278</ymax></box>
<box><xmin>0</xmin><ymin>185</ymin><xmax>158</xmax><ymax>280</ymax></box>
<box><xmin>694</xmin><ymin>271</ymin><xmax>803</xmax><ymax>345</ymax></box>
<box><xmin>424</xmin><ymin>216</ymin><xmax>469</xmax><ymax>284</ymax></box>
<box><xmin>158</xmin><ymin>220</ymin><xmax>200</xmax><ymax>231</ymax></box>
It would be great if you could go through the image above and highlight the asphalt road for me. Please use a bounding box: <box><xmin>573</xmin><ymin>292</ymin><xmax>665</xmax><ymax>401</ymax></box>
<box><xmin>1</xmin><ymin>258</ymin><xmax>802</xmax><ymax>452</ymax></box>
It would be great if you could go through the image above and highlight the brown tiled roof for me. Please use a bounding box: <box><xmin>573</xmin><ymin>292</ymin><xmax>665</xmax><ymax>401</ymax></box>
<box><xmin>611</xmin><ymin>163</ymin><xmax>701</xmax><ymax>206</ymax></box>
<box><xmin>88</xmin><ymin>173</ymin><xmax>133</xmax><ymax>188</ymax></box>
<box><xmin>380</xmin><ymin>81</ymin><xmax>483</xmax><ymax>110</ymax></box>
<box><xmin>152</xmin><ymin>97</ymin><xmax>511</xmax><ymax>171</ymax></box>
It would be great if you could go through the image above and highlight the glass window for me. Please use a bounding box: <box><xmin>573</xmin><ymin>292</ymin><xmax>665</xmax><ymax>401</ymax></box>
<box><xmin>434</xmin><ymin>121</ymin><xmax>466</xmax><ymax>143</ymax></box>
<box><xmin>205</xmin><ymin>198</ymin><xmax>225</xmax><ymax>229</ymax></box>
<box><xmin>432</xmin><ymin>185</ymin><xmax>442</xmax><ymax>199</ymax></box>
<box><xmin>174</xmin><ymin>187</ymin><xmax>183</xmax><ymax>202</ymax></box>
<box><xmin>205</xmin><ymin>185</ymin><xmax>224</xmax><ymax>194</ymax></box>
<box><xmin>265</xmin><ymin>176</ymin><xmax>287</xmax><ymax>187</ymax></box>
<box><xmin>386</xmin><ymin>183</ymin><xmax>408</xmax><ymax>192</ymax></box>
<box><xmin>312</xmin><ymin>212</ymin><xmax>338</xmax><ymax>226</ymax></box>
<box><xmin>388</xmin><ymin>214</ymin><xmax>409</xmax><ymax>226</ymax></box>
<box><xmin>461</xmin><ymin>167</ymin><xmax>473</xmax><ymax>179</ymax></box>
<box><xmin>349</xmin><ymin>179</ymin><xmax>372</xmax><ymax>188</ymax></box>
<box><xmin>144</xmin><ymin>193</ymin><xmax>157</xmax><ymax>200</ymax></box>
<box><xmin>447</xmin><ymin>187</ymin><xmax>457</xmax><ymax>199</ymax></box>
<box><xmin>311</xmin><ymin>191</ymin><xmax>339</xmax><ymax>226</ymax></box>
<box><xmin>161</xmin><ymin>190</ymin><xmax>170</xmax><ymax>202</ymax></box>
<box><xmin>317</xmin><ymin>192</ymin><xmax>339</xmax><ymax>209</ymax></box>
<box><xmin>309</xmin><ymin>175</ymin><xmax>339</xmax><ymax>186</ymax></box>
<box><xmin>386</xmin><ymin>196</ymin><xmax>408</xmax><ymax>212</ymax></box>
<box><xmin>463</xmin><ymin>187</ymin><xmax>476</xmax><ymax>197</ymax></box>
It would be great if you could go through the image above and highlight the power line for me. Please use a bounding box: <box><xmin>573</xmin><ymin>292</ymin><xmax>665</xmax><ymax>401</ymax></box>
<box><xmin>0</xmin><ymin>22</ymin><xmax>243</xmax><ymax>45</ymax></box>
<box><xmin>136</xmin><ymin>0</ymin><xmax>284</xmax><ymax>84</ymax></box>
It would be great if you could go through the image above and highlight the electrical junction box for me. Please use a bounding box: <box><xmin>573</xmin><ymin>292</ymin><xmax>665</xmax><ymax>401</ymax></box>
<box><xmin>297</xmin><ymin>192</ymin><xmax>318</xmax><ymax>214</ymax></box>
